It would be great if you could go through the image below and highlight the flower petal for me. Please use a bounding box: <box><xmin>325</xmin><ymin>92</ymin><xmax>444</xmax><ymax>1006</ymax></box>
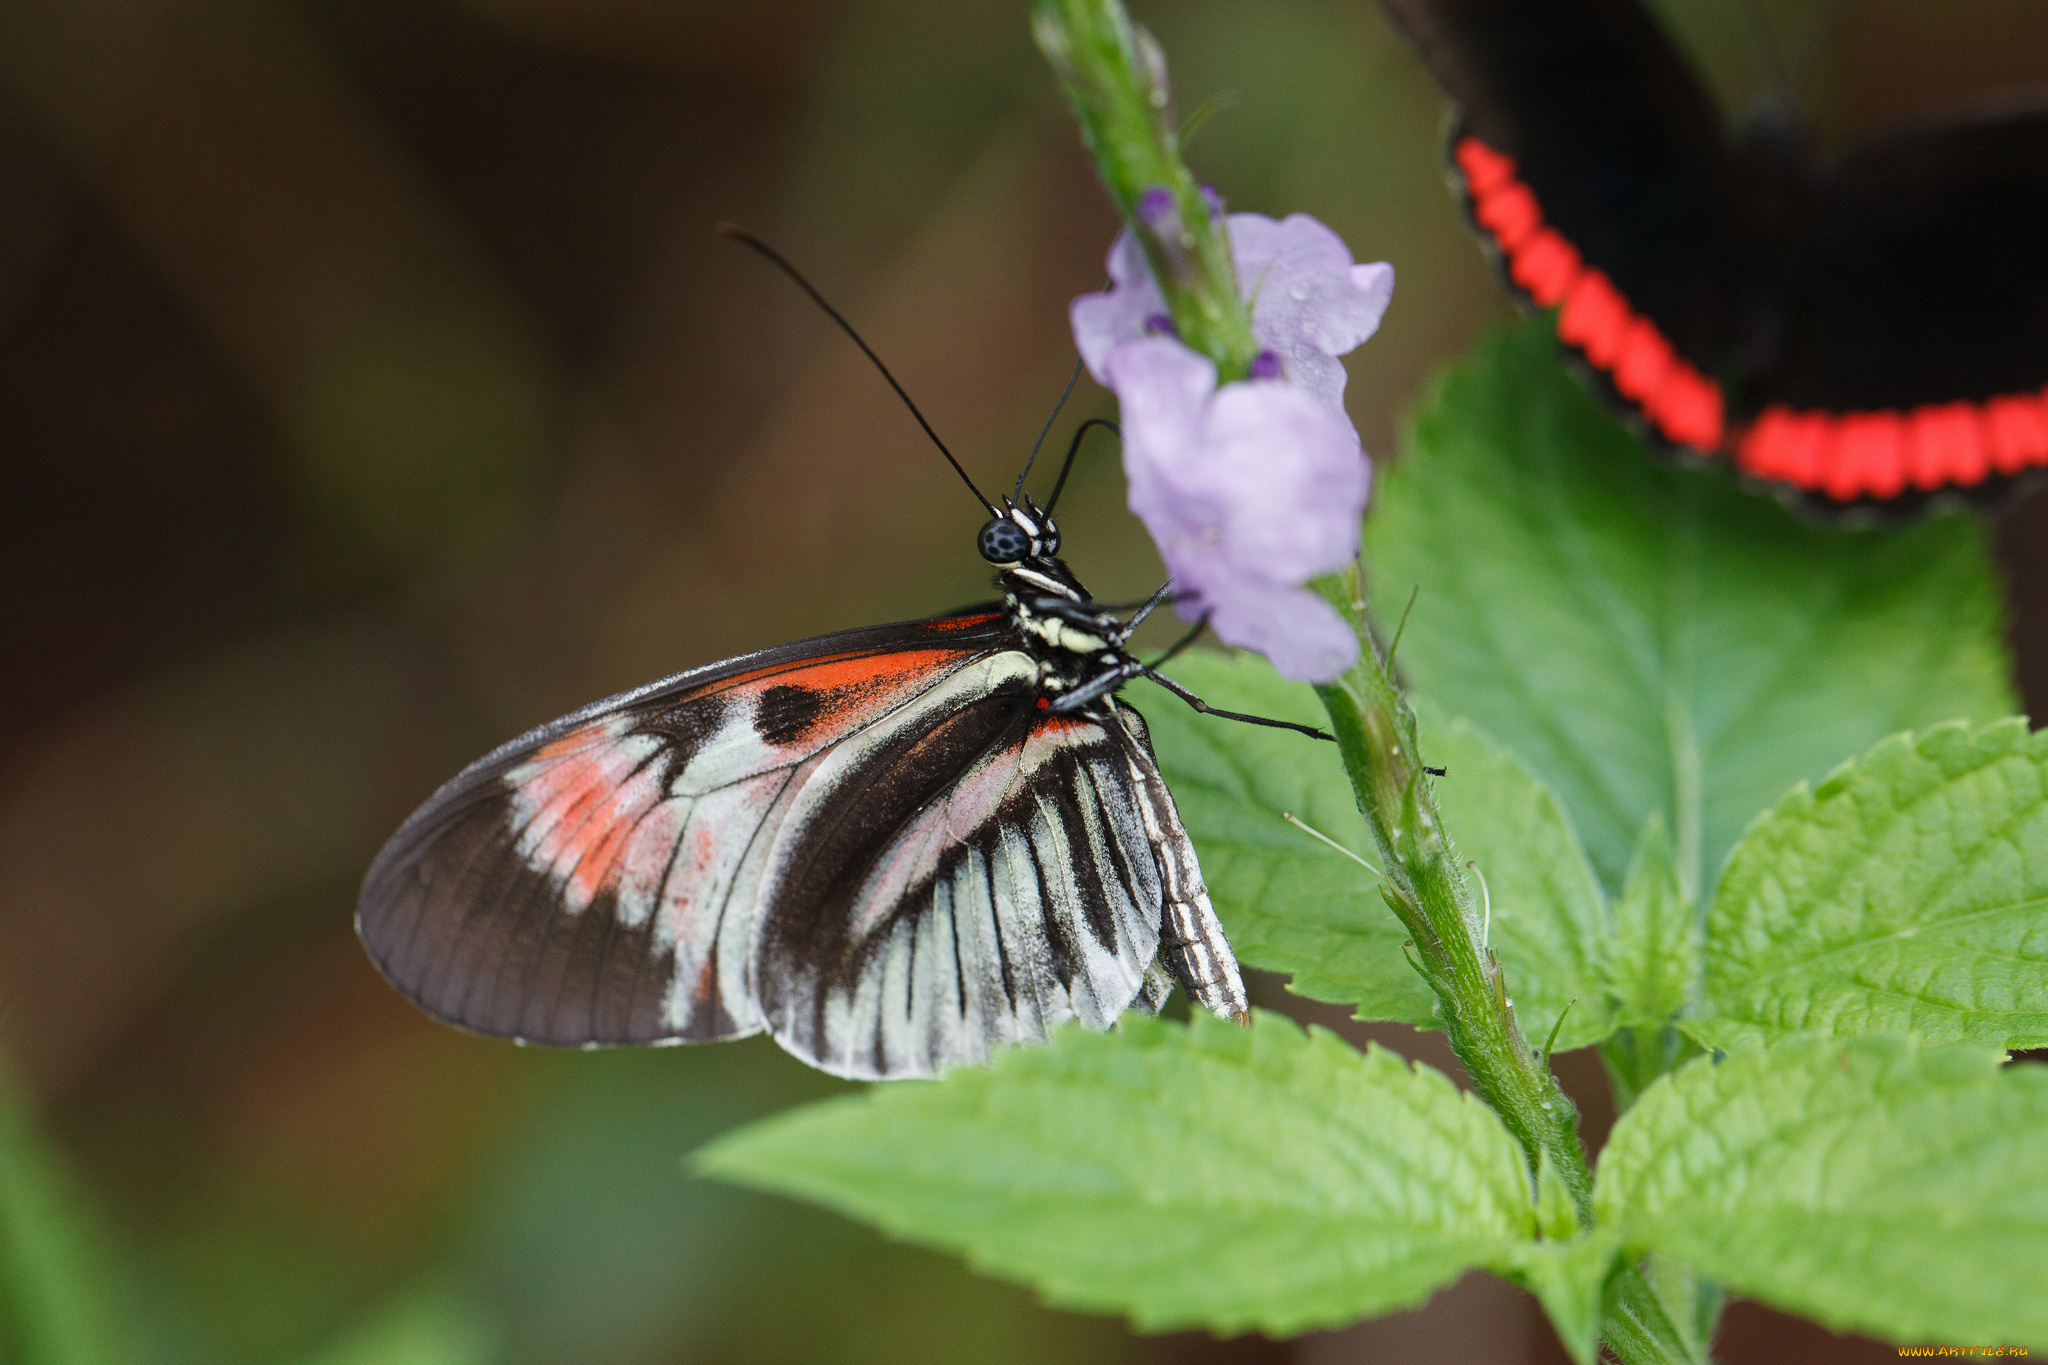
<box><xmin>1070</xmin><ymin>211</ymin><xmax>1393</xmax><ymax>403</ymax></box>
<box><xmin>1235</xmin><ymin>214</ymin><xmax>1395</xmax><ymax>412</ymax></box>
<box><xmin>1074</xmin><ymin>211</ymin><xmax>1387</xmax><ymax>685</ymax></box>
<box><xmin>1103</xmin><ymin>341</ymin><xmax>1368</xmax><ymax>683</ymax></box>
<box><xmin>1102</xmin><ymin>340</ymin><xmax>1219</xmax><ymax>559</ymax></box>
<box><xmin>1200</xmin><ymin>577</ymin><xmax>1359</xmax><ymax>682</ymax></box>
<box><xmin>1071</xmin><ymin>231</ymin><xmax>1164</xmax><ymax>382</ymax></box>
<box><xmin>1200</xmin><ymin>380</ymin><xmax>1366</xmax><ymax>581</ymax></box>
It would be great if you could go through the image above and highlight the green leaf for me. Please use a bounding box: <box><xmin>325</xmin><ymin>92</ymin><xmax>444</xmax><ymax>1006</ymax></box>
<box><xmin>1694</xmin><ymin>719</ymin><xmax>2048</xmax><ymax>1052</ymax></box>
<box><xmin>1594</xmin><ymin>1033</ymin><xmax>2048</xmax><ymax>1349</ymax></box>
<box><xmin>1420</xmin><ymin>703</ymin><xmax>1615</xmax><ymax>1050</ymax></box>
<box><xmin>0</xmin><ymin>1065</ymin><xmax>130</xmax><ymax>1365</ymax></box>
<box><xmin>1140</xmin><ymin>658</ymin><xmax>1621</xmax><ymax>1048</ymax></box>
<box><xmin>1133</xmin><ymin>656</ymin><xmax>1427</xmax><ymax>1023</ymax></box>
<box><xmin>698</xmin><ymin>1013</ymin><xmax>1538</xmax><ymax>1335</ymax></box>
<box><xmin>1603</xmin><ymin>815</ymin><xmax>1699</xmax><ymax>1029</ymax></box>
<box><xmin>1363</xmin><ymin>317</ymin><xmax>2015</xmax><ymax>902</ymax></box>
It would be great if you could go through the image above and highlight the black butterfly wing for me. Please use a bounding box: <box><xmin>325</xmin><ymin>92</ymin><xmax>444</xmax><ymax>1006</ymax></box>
<box><xmin>1379</xmin><ymin>0</ymin><xmax>1741</xmax><ymax>450</ymax></box>
<box><xmin>357</xmin><ymin>609</ymin><xmax>1179</xmax><ymax>1078</ymax></box>
<box><xmin>1386</xmin><ymin>0</ymin><xmax>2048</xmax><ymax>502</ymax></box>
<box><xmin>1735</xmin><ymin>109</ymin><xmax>2048</xmax><ymax>500</ymax></box>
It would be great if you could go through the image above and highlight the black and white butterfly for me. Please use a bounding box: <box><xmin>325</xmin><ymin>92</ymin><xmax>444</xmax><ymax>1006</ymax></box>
<box><xmin>357</xmin><ymin>234</ymin><xmax>1323</xmax><ymax>1080</ymax></box>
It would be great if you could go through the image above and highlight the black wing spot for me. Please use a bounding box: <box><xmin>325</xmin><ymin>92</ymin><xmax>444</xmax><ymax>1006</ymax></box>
<box><xmin>634</xmin><ymin>695</ymin><xmax>726</xmax><ymax>787</ymax></box>
<box><xmin>754</xmin><ymin>684</ymin><xmax>826</xmax><ymax>747</ymax></box>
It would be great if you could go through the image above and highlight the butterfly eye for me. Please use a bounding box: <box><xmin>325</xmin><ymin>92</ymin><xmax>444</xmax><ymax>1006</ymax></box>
<box><xmin>978</xmin><ymin>517</ymin><xmax>1031</xmax><ymax>564</ymax></box>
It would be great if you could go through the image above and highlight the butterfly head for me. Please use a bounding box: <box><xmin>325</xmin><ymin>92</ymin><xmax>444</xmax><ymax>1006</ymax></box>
<box><xmin>977</xmin><ymin>496</ymin><xmax>1059</xmax><ymax>566</ymax></box>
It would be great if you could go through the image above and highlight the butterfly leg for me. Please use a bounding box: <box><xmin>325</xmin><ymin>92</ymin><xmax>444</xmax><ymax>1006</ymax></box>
<box><xmin>1047</xmin><ymin>658</ymin><xmax>1146</xmax><ymax>713</ymax></box>
<box><xmin>1116</xmin><ymin>581</ymin><xmax>1175</xmax><ymax>638</ymax></box>
<box><xmin>1143</xmin><ymin>612</ymin><xmax>1209</xmax><ymax>667</ymax></box>
<box><xmin>1143</xmin><ymin>669</ymin><xmax>1335</xmax><ymax>742</ymax></box>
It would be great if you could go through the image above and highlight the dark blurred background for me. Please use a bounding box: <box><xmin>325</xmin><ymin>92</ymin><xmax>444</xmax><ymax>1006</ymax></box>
<box><xmin>2</xmin><ymin>1</ymin><xmax>2045</xmax><ymax>1361</ymax></box>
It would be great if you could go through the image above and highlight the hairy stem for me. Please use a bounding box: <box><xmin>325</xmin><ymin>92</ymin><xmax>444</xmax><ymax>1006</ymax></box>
<box><xmin>1312</xmin><ymin>572</ymin><xmax>1595</xmax><ymax>1214</ymax></box>
<box><xmin>1317</xmin><ymin>575</ymin><xmax>1697</xmax><ymax>1365</ymax></box>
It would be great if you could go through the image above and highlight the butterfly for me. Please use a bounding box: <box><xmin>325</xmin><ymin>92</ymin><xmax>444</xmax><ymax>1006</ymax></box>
<box><xmin>357</xmin><ymin>233</ymin><xmax>1324</xmax><ymax>1080</ymax></box>
<box><xmin>1379</xmin><ymin>0</ymin><xmax>2048</xmax><ymax>506</ymax></box>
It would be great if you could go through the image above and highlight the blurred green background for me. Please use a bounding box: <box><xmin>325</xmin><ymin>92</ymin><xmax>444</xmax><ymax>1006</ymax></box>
<box><xmin>2</xmin><ymin>1</ymin><xmax>2045</xmax><ymax>1361</ymax></box>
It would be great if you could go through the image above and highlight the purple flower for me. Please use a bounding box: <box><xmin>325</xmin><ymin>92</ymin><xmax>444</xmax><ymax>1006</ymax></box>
<box><xmin>1104</xmin><ymin>339</ymin><xmax>1365</xmax><ymax>682</ymax></box>
<box><xmin>1071</xmin><ymin>211</ymin><xmax>1394</xmax><ymax>412</ymax></box>
<box><xmin>1070</xmin><ymin>210</ymin><xmax>1392</xmax><ymax>683</ymax></box>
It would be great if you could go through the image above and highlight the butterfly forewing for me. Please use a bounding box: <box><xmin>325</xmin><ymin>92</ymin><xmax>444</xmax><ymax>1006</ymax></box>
<box><xmin>357</xmin><ymin>609</ymin><xmax>1188</xmax><ymax>1077</ymax></box>
<box><xmin>359</xmin><ymin>614</ymin><xmax>1008</xmax><ymax>1049</ymax></box>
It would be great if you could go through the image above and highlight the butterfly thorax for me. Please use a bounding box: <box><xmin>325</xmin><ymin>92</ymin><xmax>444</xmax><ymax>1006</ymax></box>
<box><xmin>978</xmin><ymin>497</ymin><xmax>1140</xmax><ymax>714</ymax></box>
<box><xmin>1002</xmin><ymin>556</ymin><xmax>1125</xmax><ymax>660</ymax></box>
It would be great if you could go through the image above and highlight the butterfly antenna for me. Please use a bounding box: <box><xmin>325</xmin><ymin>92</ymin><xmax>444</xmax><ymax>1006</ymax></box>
<box><xmin>1044</xmin><ymin>418</ymin><xmax>1120</xmax><ymax>514</ymax></box>
<box><xmin>716</xmin><ymin>223</ymin><xmax>997</xmax><ymax>514</ymax></box>
<box><xmin>1014</xmin><ymin>359</ymin><xmax>1085</xmax><ymax>501</ymax></box>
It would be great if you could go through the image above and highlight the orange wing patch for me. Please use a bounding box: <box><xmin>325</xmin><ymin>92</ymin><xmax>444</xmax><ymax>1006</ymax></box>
<box><xmin>502</xmin><ymin>641</ymin><xmax>1000</xmax><ymax>913</ymax></box>
<box><xmin>513</xmin><ymin>717</ymin><xmax>668</xmax><ymax>910</ymax></box>
<box><xmin>731</xmin><ymin>649</ymin><xmax>970</xmax><ymax>751</ymax></box>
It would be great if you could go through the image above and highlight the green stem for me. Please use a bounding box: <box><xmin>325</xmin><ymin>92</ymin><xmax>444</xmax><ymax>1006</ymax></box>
<box><xmin>1312</xmin><ymin>572</ymin><xmax>1595</xmax><ymax>1214</ymax></box>
<box><xmin>1030</xmin><ymin>0</ymin><xmax>1260</xmax><ymax>380</ymax></box>
<box><xmin>1602</xmin><ymin>1262</ymin><xmax>1712</xmax><ymax>1365</ymax></box>
<box><xmin>1316</xmin><ymin>579</ymin><xmax>1708</xmax><ymax>1364</ymax></box>
<box><xmin>1033</xmin><ymin>4</ymin><xmax>1690</xmax><ymax>1357</ymax></box>
<box><xmin>1316</xmin><ymin>578</ymin><xmax>1701</xmax><ymax>1363</ymax></box>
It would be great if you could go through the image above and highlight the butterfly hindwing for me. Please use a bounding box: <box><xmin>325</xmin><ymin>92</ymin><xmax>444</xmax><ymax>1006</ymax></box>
<box><xmin>753</xmin><ymin>675</ymin><xmax>1167</xmax><ymax>1077</ymax></box>
<box><xmin>1381</xmin><ymin>0</ymin><xmax>1737</xmax><ymax>398</ymax></box>
<box><xmin>1775</xmin><ymin>110</ymin><xmax>2048</xmax><ymax>414</ymax></box>
<box><xmin>1383</xmin><ymin>0</ymin><xmax>1730</xmax><ymax>309</ymax></box>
